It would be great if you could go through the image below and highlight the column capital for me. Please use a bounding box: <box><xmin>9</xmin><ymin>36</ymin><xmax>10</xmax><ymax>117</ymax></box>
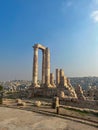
<box><xmin>33</xmin><ymin>46</ymin><xmax>38</xmax><ymax>50</ymax></box>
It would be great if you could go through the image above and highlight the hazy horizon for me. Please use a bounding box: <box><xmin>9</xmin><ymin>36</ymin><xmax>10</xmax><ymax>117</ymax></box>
<box><xmin>0</xmin><ymin>0</ymin><xmax>98</xmax><ymax>81</ymax></box>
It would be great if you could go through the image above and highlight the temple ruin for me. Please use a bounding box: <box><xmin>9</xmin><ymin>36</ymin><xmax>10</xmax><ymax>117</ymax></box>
<box><xmin>32</xmin><ymin>44</ymin><xmax>52</xmax><ymax>87</ymax></box>
<box><xmin>31</xmin><ymin>43</ymin><xmax>77</xmax><ymax>98</ymax></box>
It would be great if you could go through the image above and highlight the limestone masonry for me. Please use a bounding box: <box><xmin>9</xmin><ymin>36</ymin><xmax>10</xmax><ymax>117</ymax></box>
<box><xmin>29</xmin><ymin>44</ymin><xmax>98</xmax><ymax>110</ymax></box>
<box><xmin>30</xmin><ymin>43</ymin><xmax>78</xmax><ymax>99</ymax></box>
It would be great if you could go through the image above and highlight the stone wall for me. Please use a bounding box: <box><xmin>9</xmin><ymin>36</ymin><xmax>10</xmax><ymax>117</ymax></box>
<box><xmin>60</xmin><ymin>98</ymin><xmax>98</xmax><ymax>110</ymax></box>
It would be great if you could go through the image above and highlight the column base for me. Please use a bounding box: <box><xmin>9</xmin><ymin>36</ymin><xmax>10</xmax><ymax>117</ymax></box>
<box><xmin>45</xmin><ymin>84</ymin><xmax>55</xmax><ymax>88</ymax></box>
<box><xmin>52</xmin><ymin>83</ymin><xmax>56</xmax><ymax>88</ymax></box>
<box><xmin>32</xmin><ymin>83</ymin><xmax>40</xmax><ymax>88</ymax></box>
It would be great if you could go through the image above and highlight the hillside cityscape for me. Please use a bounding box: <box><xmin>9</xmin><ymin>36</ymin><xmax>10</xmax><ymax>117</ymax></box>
<box><xmin>1</xmin><ymin>76</ymin><xmax>98</xmax><ymax>90</ymax></box>
<box><xmin>0</xmin><ymin>76</ymin><xmax>98</xmax><ymax>100</ymax></box>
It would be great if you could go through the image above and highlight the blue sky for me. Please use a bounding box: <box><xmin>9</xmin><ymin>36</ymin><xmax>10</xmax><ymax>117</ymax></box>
<box><xmin>0</xmin><ymin>0</ymin><xmax>98</xmax><ymax>81</ymax></box>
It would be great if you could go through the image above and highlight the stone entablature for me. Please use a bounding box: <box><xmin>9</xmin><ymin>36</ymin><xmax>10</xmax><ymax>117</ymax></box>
<box><xmin>32</xmin><ymin>44</ymin><xmax>52</xmax><ymax>87</ymax></box>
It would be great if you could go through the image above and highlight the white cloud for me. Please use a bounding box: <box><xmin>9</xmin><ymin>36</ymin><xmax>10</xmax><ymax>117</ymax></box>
<box><xmin>91</xmin><ymin>10</ymin><xmax>98</xmax><ymax>22</ymax></box>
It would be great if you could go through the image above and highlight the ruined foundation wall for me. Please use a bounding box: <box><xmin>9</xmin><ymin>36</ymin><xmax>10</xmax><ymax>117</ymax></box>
<box><xmin>60</xmin><ymin>99</ymin><xmax>98</xmax><ymax>110</ymax></box>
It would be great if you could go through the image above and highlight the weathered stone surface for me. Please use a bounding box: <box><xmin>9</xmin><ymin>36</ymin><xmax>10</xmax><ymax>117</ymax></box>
<box><xmin>60</xmin><ymin>69</ymin><xmax>64</xmax><ymax>83</ymax></box>
<box><xmin>16</xmin><ymin>99</ymin><xmax>22</xmax><ymax>103</ymax></box>
<box><xmin>45</xmin><ymin>48</ymin><xmax>50</xmax><ymax>87</ymax></box>
<box><xmin>16</xmin><ymin>99</ymin><xmax>26</xmax><ymax>106</ymax></box>
<box><xmin>60</xmin><ymin>91</ymin><xmax>65</xmax><ymax>98</ymax></box>
<box><xmin>32</xmin><ymin>44</ymin><xmax>77</xmax><ymax>98</ymax></box>
<box><xmin>17</xmin><ymin>102</ymin><xmax>26</xmax><ymax>106</ymax></box>
<box><xmin>33</xmin><ymin>46</ymin><xmax>38</xmax><ymax>87</ymax></box>
<box><xmin>56</xmin><ymin>69</ymin><xmax>60</xmax><ymax>86</ymax></box>
<box><xmin>75</xmin><ymin>85</ymin><xmax>86</xmax><ymax>100</ymax></box>
<box><xmin>35</xmin><ymin>101</ymin><xmax>41</xmax><ymax>107</ymax></box>
<box><xmin>42</xmin><ymin>50</ymin><xmax>46</xmax><ymax>84</ymax></box>
<box><xmin>50</xmin><ymin>73</ymin><xmax>56</xmax><ymax>87</ymax></box>
<box><xmin>32</xmin><ymin>44</ymin><xmax>51</xmax><ymax>88</ymax></box>
<box><xmin>55</xmin><ymin>68</ymin><xmax>77</xmax><ymax>98</ymax></box>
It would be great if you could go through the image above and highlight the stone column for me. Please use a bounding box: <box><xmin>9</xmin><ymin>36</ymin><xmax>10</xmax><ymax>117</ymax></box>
<box><xmin>42</xmin><ymin>50</ymin><xmax>45</xmax><ymax>84</ymax></box>
<box><xmin>45</xmin><ymin>48</ymin><xmax>50</xmax><ymax>86</ymax></box>
<box><xmin>60</xmin><ymin>69</ymin><xmax>65</xmax><ymax>86</ymax></box>
<box><xmin>33</xmin><ymin>46</ymin><xmax>38</xmax><ymax>87</ymax></box>
<box><xmin>56</xmin><ymin>69</ymin><xmax>60</xmax><ymax>86</ymax></box>
<box><xmin>50</xmin><ymin>73</ymin><xmax>54</xmax><ymax>86</ymax></box>
<box><xmin>60</xmin><ymin>76</ymin><xmax>65</xmax><ymax>86</ymax></box>
<box><xmin>60</xmin><ymin>69</ymin><xmax>64</xmax><ymax>78</ymax></box>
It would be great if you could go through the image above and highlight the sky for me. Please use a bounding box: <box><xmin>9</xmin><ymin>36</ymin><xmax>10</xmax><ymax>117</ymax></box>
<box><xmin>0</xmin><ymin>0</ymin><xmax>98</xmax><ymax>81</ymax></box>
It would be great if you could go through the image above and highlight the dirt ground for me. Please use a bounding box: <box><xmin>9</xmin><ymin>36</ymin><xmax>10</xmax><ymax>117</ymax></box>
<box><xmin>0</xmin><ymin>106</ymin><xmax>98</xmax><ymax>130</ymax></box>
